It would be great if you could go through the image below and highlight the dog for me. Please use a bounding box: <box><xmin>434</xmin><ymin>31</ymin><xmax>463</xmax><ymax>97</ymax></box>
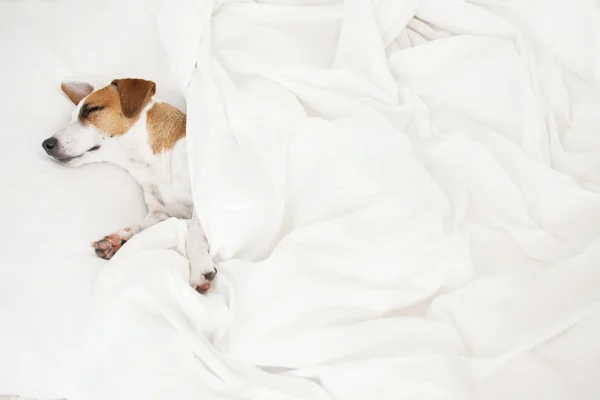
<box><xmin>41</xmin><ymin>78</ymin><xmax>216</xmax><ymax>293</ymax></box>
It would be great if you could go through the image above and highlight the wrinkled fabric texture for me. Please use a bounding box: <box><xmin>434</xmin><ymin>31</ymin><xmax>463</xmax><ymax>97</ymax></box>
<box><xmin>69</xmin><ymin>1</ymin><xmax>600</xmax><ymax>399</ymax></box>
<box><xmin>9</xmin><ymin>0</ymin><xmax>600</xmax><ymax>399</ymax></box>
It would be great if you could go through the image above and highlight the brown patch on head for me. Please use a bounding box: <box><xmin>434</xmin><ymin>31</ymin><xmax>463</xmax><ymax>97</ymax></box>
<box><xmin>146</xmin><ymin>103</ymin><xmax>186</xmax><ymax>154</ymax></box>
<box><xmin>111</xmin><ymin>78</ymin><xmax>156</xmax><ymax>118</ymax></box>
<box><xmin>78</xmin><ymin>78</ymin><xmax>157</xmax><ymax>137</ymax></box>
<box><xmin>79</xmin><ymin>86</ymin><xmax>130</xmax><ymax>136</ymax></box>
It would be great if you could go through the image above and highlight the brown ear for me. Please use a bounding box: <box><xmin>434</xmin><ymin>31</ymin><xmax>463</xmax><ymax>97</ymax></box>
<box><xmin>111</xmin><ymin>78</ymin><xmax>156</xmax><ymax>119</ymax></box>
<box><xmin>61</xmin><ymin>79</ymin><xmax>95</xmax><ymax>105</ymax></box>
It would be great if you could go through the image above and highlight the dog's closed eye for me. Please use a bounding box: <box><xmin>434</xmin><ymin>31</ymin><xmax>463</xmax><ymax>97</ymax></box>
<box><xmin>79</xmin><ymin>104</ymin><xmax>105</xmax><ymax>119</ymax></box>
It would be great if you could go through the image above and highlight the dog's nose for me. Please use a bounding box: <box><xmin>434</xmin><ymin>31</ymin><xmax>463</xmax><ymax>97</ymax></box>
<box><xmin>203</xmin><ymin>270</ymin><xmax>217</xmax><ymax>281</ymax></box>
<box><xmin>42</xmin><ymin>138</ymin><xmax>58</xmax><ymax>154</ymax></box>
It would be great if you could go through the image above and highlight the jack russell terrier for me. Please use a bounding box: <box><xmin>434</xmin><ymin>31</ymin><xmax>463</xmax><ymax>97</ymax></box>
<box><xmin>41</xmin><ymin>78</ymin><xmax>216</xmax><ymax>293</ymax></box>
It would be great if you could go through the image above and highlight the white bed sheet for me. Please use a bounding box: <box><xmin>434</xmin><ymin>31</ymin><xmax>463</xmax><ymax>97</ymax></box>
<box><xmin>2</xmin><ymin>0</ymin><xmax>600</xmax><ymax>399</ymax></box>
<box><xmin>0</xmin><ymin>0</ymin><xmax>182</xmax><ymax>397</ymax></box>
<box><xmin>60</xmin><ymin>0</ymin><xmax>600</xmax><ymax>399</ymax></box>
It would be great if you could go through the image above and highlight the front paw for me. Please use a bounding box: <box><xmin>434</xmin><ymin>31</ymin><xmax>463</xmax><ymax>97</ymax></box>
<box><xmin>91</xmin><ymin>234</ymin><xmax>126</xmax><ymax>260</ymax></box>
<box><xmin>191</xmin><ymin>269</ymin><xmax>217</xmax><ymax>294</ymax></box>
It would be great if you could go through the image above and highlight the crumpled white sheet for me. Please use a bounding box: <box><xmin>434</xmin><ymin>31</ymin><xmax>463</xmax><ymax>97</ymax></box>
<box><xmin>63</xmin><ymin>0</ymin><xmax>600</xmax><ymax>399</ymax></box>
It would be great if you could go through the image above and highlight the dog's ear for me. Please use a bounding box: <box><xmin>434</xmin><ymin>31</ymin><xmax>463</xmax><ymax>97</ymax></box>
<box><xmin>111</xmin><ymin>78</ymin><xmax>156</xmax><ymax>119</ymax></box>
<box><xmin>61</xmin><ymin>78</ymin><xmax>95</xmax><ymax>105</ymax></box>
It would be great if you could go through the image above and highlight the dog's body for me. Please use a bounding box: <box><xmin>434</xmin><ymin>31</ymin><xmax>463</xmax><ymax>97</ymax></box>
<box><xmin>42</xmin><ymin>78</ymin><xmax>216</xmax><ymax>292</ymax></box>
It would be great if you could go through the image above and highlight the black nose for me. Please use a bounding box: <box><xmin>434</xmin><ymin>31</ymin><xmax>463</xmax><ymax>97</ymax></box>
<box><xmin>203</xmin><ymin>270</ymin><xmax>217</xmax><ymax>281</ymax></box>
<box><xmin>42</xmin><ymin>138</ymin><xmax>58</xmax><ymax>154</ymax></box>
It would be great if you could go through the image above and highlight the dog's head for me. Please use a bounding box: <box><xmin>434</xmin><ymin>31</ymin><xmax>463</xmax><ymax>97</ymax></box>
<box><xmin>42</xmin><ymin>78</ymin><xmax>156</xmax><ymax>166</ymax></box>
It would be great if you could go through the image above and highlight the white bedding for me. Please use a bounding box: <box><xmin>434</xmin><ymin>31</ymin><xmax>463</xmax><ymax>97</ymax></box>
<box><xmin>0</xmin><ymin>0</ymin><xmax>182</xmax><ymax>397</ymax></box>
<box><xmin>2</xmin><ymin>0</ymin><xmax>600</xmax><ymax>399</ymax></box>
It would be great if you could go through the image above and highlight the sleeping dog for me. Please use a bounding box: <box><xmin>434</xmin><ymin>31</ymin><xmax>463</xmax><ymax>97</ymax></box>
<box><xmin>41</xmin><ymin>78</ymin><xmax>216</xmax><ymax>293</ymax></box>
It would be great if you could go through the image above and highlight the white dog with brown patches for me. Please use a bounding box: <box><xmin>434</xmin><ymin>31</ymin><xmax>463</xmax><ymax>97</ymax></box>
<box><xmin>41</xmin><ymin>78</ymin><xmax>216</xmax><ymax>293</ymax></box>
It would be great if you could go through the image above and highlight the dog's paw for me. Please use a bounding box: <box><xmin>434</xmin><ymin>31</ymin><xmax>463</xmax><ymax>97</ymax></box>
<box><xmin>91</xmin><ymin>234</ymin><xmax>126</xmax><ymax>260</ymax></box>
<box><xmin>191</xmin><ymin>268</ymin><xmax>217</xmax><ymax>294</ymax></box>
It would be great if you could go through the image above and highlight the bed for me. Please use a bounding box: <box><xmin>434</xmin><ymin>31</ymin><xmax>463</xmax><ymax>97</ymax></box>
<box><xmin>0</xmin><ymin>0</ymin><xmax>183</xmax><ymax>396</ymax></box>
<box><xmin>1</xmin><ymin>0</ymin><xmax>600</xmax><ymax>399</ymax></box>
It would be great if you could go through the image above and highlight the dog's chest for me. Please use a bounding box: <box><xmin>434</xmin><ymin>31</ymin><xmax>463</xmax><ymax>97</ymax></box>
<box><xmin>125</xmin><ymin>140</ymin><xmax>192</xmax><ymax>218</ymax></box>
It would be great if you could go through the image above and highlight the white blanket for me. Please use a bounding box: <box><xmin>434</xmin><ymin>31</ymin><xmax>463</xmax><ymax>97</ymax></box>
<box><xmin>41</xmin><ymin>0</ymin><xmax>600</xmax><ymax>399</ymax></box>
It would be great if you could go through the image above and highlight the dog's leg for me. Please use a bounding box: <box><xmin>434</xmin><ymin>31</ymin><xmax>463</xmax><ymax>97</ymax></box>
<box><xmin>187</xmin><ymin>209</ymin><xmax>216</xmax><ymax>294</ymax></box>
<box><xmin>91</xmin><ymin>211</ymin><xmax>169</xmax><ymax>260</ymax></box>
